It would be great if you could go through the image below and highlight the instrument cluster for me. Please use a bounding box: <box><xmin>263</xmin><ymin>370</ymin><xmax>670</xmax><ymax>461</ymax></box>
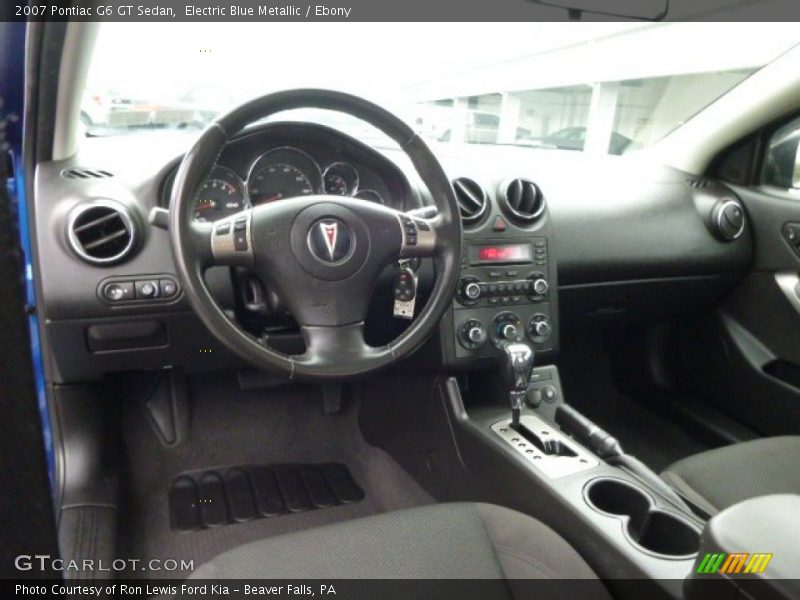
<box><xmin>175</xmin><ymin>146</ymin><xmax>387</xmax><ymax>222</ymax></box>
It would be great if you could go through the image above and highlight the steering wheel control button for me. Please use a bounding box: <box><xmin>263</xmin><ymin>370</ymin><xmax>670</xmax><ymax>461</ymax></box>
<box><xmin>160</xmin><ymin>279</ymin><xmax>178</xmax><ymax>298</ymax></box>
<box><xmin>230</xmin><ymin>217</ymin><xmax>249</xmax><ymax>250</ymax></box>
<box><xmin>307</xmin><ymin>218</ymin><xmax>352</xmax><ymax>263</ymax></box>
<box><xmin>398</xmin><ymin>213</ymin><xmax>436</xmax><ymax>256</ymax></box>
<box><xmin>234</xmin><ymin>231</ymin><xmax>248</xmax><ymax>251</ymax></box>
<box><xmin>102</xmin><ymin>281</ymin><xmax>134</xmax><ymax>302</ymax></box>
<box><xmin>135</xmin><ymin>280</ymin><xmax>160</xmax><ymax>299</ymax></box>
<box><xmin>209</xmin><ymin>210</ymin><xmax>254</xmax><ymax>267</ymax></box>
<box><xmin>400</xmin><ymin>216</ymin><xmax>418</xmax><ymax>246</ymax></box>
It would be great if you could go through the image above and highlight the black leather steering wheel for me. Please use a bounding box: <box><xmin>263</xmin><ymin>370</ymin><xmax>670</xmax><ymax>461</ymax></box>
<box><xmin>169</xmin><ymin>89</ymin><xmax>462</xmax><ymax>381</ymax></box>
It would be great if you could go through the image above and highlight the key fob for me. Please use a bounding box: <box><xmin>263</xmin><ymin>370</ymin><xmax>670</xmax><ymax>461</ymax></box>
<box><xmin>393</xmin><ymin>266</ymin><xmax>417</xmax><ymax>319</ymax></box>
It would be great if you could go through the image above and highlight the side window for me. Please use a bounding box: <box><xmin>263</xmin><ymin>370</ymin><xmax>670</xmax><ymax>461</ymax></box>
<box><xmin>763</xmin><ymin>115</ymin><xmax>800</xmax><ymax>189</ymax></box>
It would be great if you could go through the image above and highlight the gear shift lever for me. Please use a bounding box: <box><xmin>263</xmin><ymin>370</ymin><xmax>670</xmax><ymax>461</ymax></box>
<box><xmin>500</xmin><ymin>342</ymin><xmax>535</xmax><ymax>430</ymax></box>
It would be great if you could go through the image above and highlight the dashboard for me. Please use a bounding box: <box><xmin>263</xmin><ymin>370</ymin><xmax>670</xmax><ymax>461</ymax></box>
<box><xmin>32</xmin><ymin>121</ymin><xmax>754</xmax><ymax>383</ymax></box>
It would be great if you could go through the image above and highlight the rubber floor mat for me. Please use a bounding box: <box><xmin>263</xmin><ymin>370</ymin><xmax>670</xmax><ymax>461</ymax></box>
<box><xmin>169</xmin><ymin>463</ymin><xmax>364</xmax><ymax>532</ymax></box>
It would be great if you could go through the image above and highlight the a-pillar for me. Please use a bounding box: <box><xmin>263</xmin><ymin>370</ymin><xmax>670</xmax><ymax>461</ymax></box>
<box><xmin>497</xmin><ymin>92</ymin><xmax>522</xmax><ymax>144</ymax></box>
<box><xmin>584</xmin><ymin>81</ymin><xmax>619</xmax><ymax>155</ymax></box>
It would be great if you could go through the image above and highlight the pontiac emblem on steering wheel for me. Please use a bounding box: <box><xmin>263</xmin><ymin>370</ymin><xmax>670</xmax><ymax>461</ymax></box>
<box><xmin>308</xmin><ymin>218</ymin><xmax>352</xmax><ymax>263</ymax></box>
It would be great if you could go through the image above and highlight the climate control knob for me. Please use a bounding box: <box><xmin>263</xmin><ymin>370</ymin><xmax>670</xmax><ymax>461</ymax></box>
<box><xmin>491</xmin><ymin>312</ymin><xmax>523</xmax><ymax>348</ymax></box>
<box><xmin>458</xmin><ymin>319</ymin><xmax>487</xmax><ymax>350</ymax></box>
<box><xmin>528</xmin><ymin>314</ymin><xmax>552</xmax><ymax>343</ymax></box>
<box><xmin>500</xmin><ymin>323</ymin><xmax>518</xmax><ymax>340</ymax></box>
<box><xmin>532</xmin><ymin>320</ymin><xmax>551</xmax><ymax>338</ymax></box>
<box><xmin>532</xmin><ymin>278</ymin><xmax>549</xmax><ymax>296</ymax></box>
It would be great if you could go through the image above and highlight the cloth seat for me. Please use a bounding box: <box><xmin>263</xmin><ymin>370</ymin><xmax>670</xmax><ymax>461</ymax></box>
<box><xmin>661</xmin><ymin>436</ymin><xmax>800</xmax><ymax>515</ymax></box>
<box><xmin>190</xmin><ymin>502</ymin><xmax>610</xmax><ymax>599</ymax></box>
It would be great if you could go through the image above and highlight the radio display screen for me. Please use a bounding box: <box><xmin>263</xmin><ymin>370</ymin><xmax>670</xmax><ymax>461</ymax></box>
<box><xmin>472</xmin><ymin>243</ymin><xmax>532</xmax><ymax>264</ymax></box>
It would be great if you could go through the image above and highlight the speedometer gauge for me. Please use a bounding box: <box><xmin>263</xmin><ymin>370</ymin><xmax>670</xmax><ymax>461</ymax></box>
<box><xmin>193</xmin><ymin>166</ymin><xmax>246</xmax><ymax>222</ymax></box>
<box><xmin>247</xmin><ymin>147</ymin><xmax>321</xmax><ymax>205</ymax></box>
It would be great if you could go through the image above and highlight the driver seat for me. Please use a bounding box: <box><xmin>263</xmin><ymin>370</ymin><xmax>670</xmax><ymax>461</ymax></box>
<box><xmin>190</xmin><ymin>502</ymin><xmax>610</xmax><ymax>599</ymax></box>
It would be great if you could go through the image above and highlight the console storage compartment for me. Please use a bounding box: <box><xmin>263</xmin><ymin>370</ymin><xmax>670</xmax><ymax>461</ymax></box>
<box><xmin>685</xmin><ymin>494</ymin><xmax>800</xmax><ymax>600</ymax></box>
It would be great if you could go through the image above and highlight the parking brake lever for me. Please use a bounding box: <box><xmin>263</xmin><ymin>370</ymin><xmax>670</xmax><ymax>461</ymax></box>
<box><xmin>556</xmin><ymin>403</ymin><xmax>691</xmax><ymax>512</ymax></box>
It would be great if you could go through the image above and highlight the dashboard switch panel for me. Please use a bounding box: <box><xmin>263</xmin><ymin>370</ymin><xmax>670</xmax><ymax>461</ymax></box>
<box><xmin>98</xmin><ymin>274</ymin><xmax>181</xmax><ymax>305</ymax></box>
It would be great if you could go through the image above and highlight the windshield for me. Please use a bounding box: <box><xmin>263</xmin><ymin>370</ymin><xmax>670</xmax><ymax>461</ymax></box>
<box><xmin>83</xmin><ymin>23</ymin><xmax>800</xmax><ymax>155</ymax></box>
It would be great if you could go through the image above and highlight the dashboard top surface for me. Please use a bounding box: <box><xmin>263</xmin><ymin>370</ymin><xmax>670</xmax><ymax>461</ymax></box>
<box><xmin>35</xmin><ymin>121</ymin><xmax>752</xmax><ymax>319</ymax></box>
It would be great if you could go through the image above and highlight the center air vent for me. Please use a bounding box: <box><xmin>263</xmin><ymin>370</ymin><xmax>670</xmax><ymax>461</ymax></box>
<box><xmin>67</xmin><ymin>200</ymin><xmax>137</xmax><ymax>264</ymax></box>
<box><xmin>452</xmin><ymin>177</ymin><xmax>488</xmax><ymax>226</ymax></box>
<box><xmin>499</xmin><ymin>178</ymin><xmax>545</xmax><ymax>223</ymax></box>
<box><xmin>61</xmin><ymin>168</ymin><xmax>114</xmax><ymax>179</ymax></box>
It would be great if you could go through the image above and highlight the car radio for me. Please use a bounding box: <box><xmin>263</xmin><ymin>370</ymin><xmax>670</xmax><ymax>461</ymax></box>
<box><xmin>450</xmin><ymin>236</ymin><xmax>557</xmax><ymax>361</ymax></box>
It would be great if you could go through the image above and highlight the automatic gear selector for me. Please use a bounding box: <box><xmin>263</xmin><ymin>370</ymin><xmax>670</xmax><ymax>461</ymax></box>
<box><xmin>500</xmin><ymin>341</ymin><xmax>535</xmax><ymax>429</ymax></box>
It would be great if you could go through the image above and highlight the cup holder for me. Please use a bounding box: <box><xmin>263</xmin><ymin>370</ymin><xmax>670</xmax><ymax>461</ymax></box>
<box><xmin>585</xmin><ymin>478</ymin><xmax>700</xmax><ymax>558</ymax></box>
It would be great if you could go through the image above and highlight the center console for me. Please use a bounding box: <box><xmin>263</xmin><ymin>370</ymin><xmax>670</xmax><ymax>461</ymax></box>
<box><xmin>440</xmin><ymin>177</ymin><xmax>558</xmax><ymax>368</ymax></box>
<box><xmin>455</xmin><ymin>236</ymin><xmax>554</xmax><ymax>358</ymax></box>
<box><xmin>429</xmin><ymin>175</ymin><xmax>703</xmax><ymax>594</ymax></box>
<box><xmin>436</xmin><ymin>370</ymin><xmax>705</xmax><ymax>597</ymax></box>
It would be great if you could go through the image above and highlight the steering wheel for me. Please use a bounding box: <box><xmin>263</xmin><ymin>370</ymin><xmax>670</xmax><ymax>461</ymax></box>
<box><xmin>169</xmin><ymin>89</ymin><xmax>462</xmax><ymax>381</ymax></box>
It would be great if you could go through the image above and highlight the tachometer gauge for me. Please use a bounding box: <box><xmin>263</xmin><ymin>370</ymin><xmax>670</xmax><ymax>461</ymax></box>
<box><xmin>247</xmin><ymin>147</ymin><xmax>321</xmax><ymax>205</ymax></box>
<box><xmin>354</xmin><ymin>189</ymin><xmax>385</xmax><ymax>205</ymax></box>
<box><xmin>193</xmin><ymin>166</ymin><xmax>246</xmax><ymax>222</ymax></box>
<box><xmin>323</xmin><ymin>162</ymin><xmax>359</xmax><ymax>196</ymax></box>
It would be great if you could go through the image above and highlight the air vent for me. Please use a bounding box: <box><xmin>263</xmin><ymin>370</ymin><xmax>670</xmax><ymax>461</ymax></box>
<box><xmin>61</xmin><ymin>168</ymin><xmax>114</xmax><ymax>180</ymax></box>
<box><xmin>452</xmin><ymin>177</ymin><xmax>488</xmax><ymax>226</ymax></box>
<box><xmin>687</xmin><ymin>178</ymin><xmax>711</xmax><ymax>189</ymax></box>
<box><xmin>711</xmin><ymin>198</ymin><xmax>746</xmax><ymax>241</ymax></box>
<box><xmin>67</xmin><ymin>200</ymin><xmax>136</xmax><ymax>264</ymax></box>
<box><xmin>499</xmin><ymin>178</ymin><xmax>545</xmax><ymax>223</ymax></box>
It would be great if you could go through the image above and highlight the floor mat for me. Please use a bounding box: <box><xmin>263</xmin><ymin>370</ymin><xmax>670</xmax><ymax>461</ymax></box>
<box><xmin>120</xmin><ymin>372</ymin><xmax>433</xmax><ymax>578</ymax></box>
<box><xmin>169</xmin><ymin>463</ymin><xmax>365</xmax><ymax>531</ymax></box>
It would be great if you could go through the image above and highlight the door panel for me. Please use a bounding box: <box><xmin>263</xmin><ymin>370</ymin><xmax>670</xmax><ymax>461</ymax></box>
<box><xmin>676</xmin><ymin>119</ymin><xmax>800</xmax><ymax>436</ymax></box>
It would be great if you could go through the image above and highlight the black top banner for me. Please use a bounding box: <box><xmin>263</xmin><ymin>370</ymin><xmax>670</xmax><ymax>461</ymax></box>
<box><xmin>3</xmin><ymin>0</ymin><xmax>800</xmax><ymax>22</ymax></box>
